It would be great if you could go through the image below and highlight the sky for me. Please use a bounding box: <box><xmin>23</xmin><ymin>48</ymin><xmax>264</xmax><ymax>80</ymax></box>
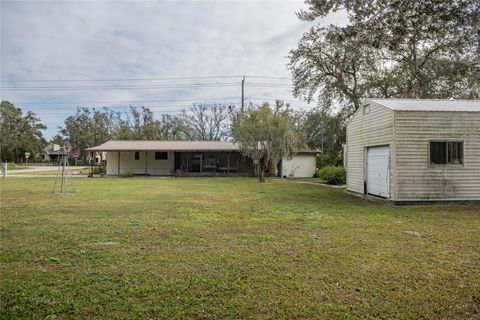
<box><xmin>1</xmin><ymin>0</ymin><xmax>347</xmax><ymax>139</ymax></box>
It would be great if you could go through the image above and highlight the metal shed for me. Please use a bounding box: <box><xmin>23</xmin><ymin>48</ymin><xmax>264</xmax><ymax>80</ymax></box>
<box><xmin>345</xmin><ymin>98</ymin><xmax>480</xmax><ymax>204</ymax></box>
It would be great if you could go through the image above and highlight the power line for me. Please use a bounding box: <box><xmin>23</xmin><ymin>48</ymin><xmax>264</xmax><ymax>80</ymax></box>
<box><xmin>245</xmin><ymin>75</ymin><xmax>292</xmax><ymax>80</ymax></box>
<box><xmin>15</xmin><ymin>97</ymin><xmax>304</xmax><ymax>105</ymax></box>
<box><xmin>247</xmin><ymin>82</ymin><xmax>294</xmax><ymax>87</ymax></box>
<box><xmin>1</xmin><ymin>82</ymin><xmax>293</xmax><ymax>91</ymax></box>
<box><xmin>1</xmin><ymin>75</ymin><xmax>292</xmax><ymax>82</ymax></box>
<box><xmin>1</xmin><ymin>76</ymin><xmax>244</xmax><ymax>83</ymax></box>
<box><xmin>27</xmin><ymin>104</ymin><xmax>226</xmax><ymax>110</ymax></box>
<box><xmin>14</xmin><ymin>97</ymin><xmax>243</xmax><ymax>105</ymax></box>
<box><xmin>1</xmin><ymin>82</ymin><xmax>242</xmax><ymax>90</ymax></box>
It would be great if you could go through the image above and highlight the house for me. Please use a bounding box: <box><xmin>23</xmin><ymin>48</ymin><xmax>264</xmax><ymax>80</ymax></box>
<box><xmin>42</xmin><ymin>143</ymin><xmax>64</xmax><ymax>163</ymax></box>
<box><xmin>85</xmin><ymin>140</ymin><xmax>317</xmax><ymax>178</ymax></box>
<box><xmin>43</xmin><ymin>143</ymin><xmax>86</xmax><ymax>165</ymax></box>
<box><xmin>345</xmin><ymin>98</ymin><xmax>480</xmax><ymax>204</ymax></box>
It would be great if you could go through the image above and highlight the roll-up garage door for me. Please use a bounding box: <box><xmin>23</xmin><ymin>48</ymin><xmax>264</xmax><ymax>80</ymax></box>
<box><xmin>367</xmin><ymin>146</ymin><xmax>390</xmax><ymax>198</ymax></box>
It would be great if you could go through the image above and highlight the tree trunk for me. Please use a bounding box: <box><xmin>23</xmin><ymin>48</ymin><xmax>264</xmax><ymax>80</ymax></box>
<box><xmin>258</xmin><ymin>157</ymin><xmax>268</xmax><ymax>183</ymax></box>
<box><xmin>269</xmin><ymin>157</ymin><xmax>278</xmax><ymax>176</ymax></box>
<box><xmin>259</xmin><ymin>168</ymin><xmax>265</xmax><ymax>182</ymax></box>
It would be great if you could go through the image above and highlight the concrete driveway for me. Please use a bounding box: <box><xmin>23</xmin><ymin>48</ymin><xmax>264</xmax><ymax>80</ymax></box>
<box><xmin>6</xmin><ymin>166</ymin><xmax>89</xmax><ymax>174</ymax></box>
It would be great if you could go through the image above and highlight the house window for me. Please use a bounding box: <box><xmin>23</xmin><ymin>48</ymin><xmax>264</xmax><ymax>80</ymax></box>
<box><xmin>134</xmin><ymin>152</ymin><xmax>140</xmax><ymax>160</ymax></box>
<box><xmin>430</xmin><ymin>141</ymin><xmax>463</xmax><ymax>165</ymax></box>
<box><xmin>155</xmin><ymin>152</ymin><xmax>168</xmax><ymax>160</ymax></box>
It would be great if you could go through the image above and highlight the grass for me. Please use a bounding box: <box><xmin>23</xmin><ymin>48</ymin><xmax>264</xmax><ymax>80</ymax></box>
<box><xmin>0</xmin><ymin>177</ymin><xmax>479</xmax><ymax>319</ymax></box>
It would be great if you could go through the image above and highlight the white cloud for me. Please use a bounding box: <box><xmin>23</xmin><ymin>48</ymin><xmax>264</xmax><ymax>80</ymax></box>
<box><xmin>0</xmin><ymin>0</ymin><xmax>347</xmax><ymax>138</ymax></box>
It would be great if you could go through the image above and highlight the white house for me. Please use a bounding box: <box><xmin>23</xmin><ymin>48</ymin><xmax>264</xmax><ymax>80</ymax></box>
<box><xmin>345</xmin><ymin>98</ymin><xmax>480</xmax><ymax>204</ymax></box>
<box><xmin>86</xmin><ymin>140</ymin><xmax>317</xmax><ymax>178</ymax></box>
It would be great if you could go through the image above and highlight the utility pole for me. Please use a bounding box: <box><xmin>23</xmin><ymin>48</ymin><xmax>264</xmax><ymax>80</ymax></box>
<box><xmin>241</xmin><ymin>76</ymin><xmax>245</xmax><ymax>112</ymax></box>
<box><xmin>321</xmin><ymin>125</ymin><xmax>324</xmax><ymax>168</ymax></box>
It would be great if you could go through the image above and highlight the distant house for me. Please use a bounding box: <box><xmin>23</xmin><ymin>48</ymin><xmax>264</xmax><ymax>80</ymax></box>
<box><xmin>345</xmin><ymin>99</ymin><xmax>480</xmax><ymax>204</ymax></box>
<box><xmin>86</xmin><ymin>140</ymin><xmax>317</xmax><ymax>178</ymax></box>
<box><xmin>42</xmin><ymin>143</ymin><xmax>64</xmax><ymax>163</ymax></box>
<box><xmin>43</xmin><ymin>143</ymin><xmax>85</xmax><ymax>165</ymax></box>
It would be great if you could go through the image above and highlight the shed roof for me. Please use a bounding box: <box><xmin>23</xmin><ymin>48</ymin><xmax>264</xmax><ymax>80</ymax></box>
<box><xmin>367</xmin><ymin>98</ymin><xmax>480</xmax><ymax>112</ymax></box>
<box><xmin>85</xmin><ymin>140</ymin><xmax>239</xmax><ymax>151</ymax></box>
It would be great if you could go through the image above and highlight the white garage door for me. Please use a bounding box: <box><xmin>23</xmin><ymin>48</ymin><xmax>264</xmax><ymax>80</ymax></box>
<box><xmin>367</xmin><ymin>146</ymin><xmax>390</xmax><ymax>198</ymax></box>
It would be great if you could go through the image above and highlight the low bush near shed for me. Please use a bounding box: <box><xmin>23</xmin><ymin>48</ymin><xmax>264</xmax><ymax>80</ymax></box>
<box><xmin>318</xmin><ymin>166</ymin><xmax>346</xmax><ymax>185</ymax></box>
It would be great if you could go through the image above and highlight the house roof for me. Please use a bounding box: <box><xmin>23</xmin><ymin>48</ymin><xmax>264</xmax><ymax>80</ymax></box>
<box><xmin>85</xmin><ymin>140</ymin><xmax>240</xmax><ymax>152</ymax></box>
<box><xmin>86</xmin><ymin>140</ymin><xmax>319</xmax><ymax>154</ymax></box>
<box><xmin>367</xmin><ymin>98</ymin><xmax>480</xmax><ymax>112</ymax></box>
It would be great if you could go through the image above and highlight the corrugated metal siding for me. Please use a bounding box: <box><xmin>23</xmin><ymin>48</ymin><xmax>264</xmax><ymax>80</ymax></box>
<box><xmin>346</xmin><ymin>104</ymin><xmax>395</xmax><ymax>195</ymax></box>
<box><xmin>394</xmin><ymin>111</ymin><xmax>480</xmax><ymax>200</ymax></box>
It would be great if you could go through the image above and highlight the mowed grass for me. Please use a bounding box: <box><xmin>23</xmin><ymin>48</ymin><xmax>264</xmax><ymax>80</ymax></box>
<box><xmin>0</xmin><ymin>178</ymin><xmax>479</xmax><ymax>319</ymax></box>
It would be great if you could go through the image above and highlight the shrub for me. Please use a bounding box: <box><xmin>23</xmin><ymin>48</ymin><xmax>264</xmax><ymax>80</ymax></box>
<box><xmin>318</xmin><ymin>166</ymin><xmax>346</xmax><ymax>185</ymax></box>
<box><xmin>5</xmin><ymin>163</ymin><xmax>31</xmax><ymax>170</ymax></box>
<box><xmin>6</xmin><ymin>163</ymin><xmax>18</xmax><ymax>170</ymax></box>
<box><xmin>90</xmin><ymin>164</ymin><xmax>106</xmax><ymax>175</ymax></box>
<box><xmin>119</xmin><ymin>171</ymin><xmax>136</xmax><ymax>178</ymax></box>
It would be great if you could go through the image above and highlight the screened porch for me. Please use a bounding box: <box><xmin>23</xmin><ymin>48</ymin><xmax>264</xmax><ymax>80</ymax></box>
<box><xmin>173</xmin><ymin>151</ymin><xmax>254</xmax><ymax>176</ymax></box>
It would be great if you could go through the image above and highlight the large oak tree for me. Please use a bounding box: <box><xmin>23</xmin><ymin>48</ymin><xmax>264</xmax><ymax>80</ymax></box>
<box><xmin>289</xmin><ymin>0</ymin><xmax>480</xmax><ymax>115</ymax></box>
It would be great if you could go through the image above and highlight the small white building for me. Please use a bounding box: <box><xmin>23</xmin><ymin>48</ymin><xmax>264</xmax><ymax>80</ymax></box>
<box><xmin>86</xmin><ymin>140</ymin><xmax>317</xmax><ymax>178</ymax></box>
<box><xmin>279</xmin><ymin>152</ymin><xmax>317</xmax><ymax>178</ymax></box>
<box><xmin>345</xmin><ymin>99</ymin><xmax>480</xmax><ymax>204</ymax></box>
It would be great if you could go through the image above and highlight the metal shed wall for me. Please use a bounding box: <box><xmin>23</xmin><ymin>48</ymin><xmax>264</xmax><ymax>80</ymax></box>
<box><xmin>346</xmin><ymin>103</ymin><xmax>395</xmax><ymax>196</ymax></box>
<box><xmin>394</xmin><ymin>111</ymin><xmax>480</xmax><ymax>201</ymax></box>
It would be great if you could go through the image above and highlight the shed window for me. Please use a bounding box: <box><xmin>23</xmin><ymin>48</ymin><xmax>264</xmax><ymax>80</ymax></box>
<box><xmin>430</xmin><ymin>141</ymin><xmax>463</xmax><ymax>165</ymax></box>
<box><xmin>134</xmin><ymin>152</ymin><xmax>140</xmax><ymax>160</ymax></box>
<box><xmin>155</xmin><ymin>152</ymin><xmax>168</xmax><ymax>160</ymax></box>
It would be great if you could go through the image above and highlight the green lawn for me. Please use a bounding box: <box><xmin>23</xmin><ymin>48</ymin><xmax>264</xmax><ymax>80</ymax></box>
<box><xmin>1</xmin><ymin>177</ymin><xmax>479</xmax><ymax>319</ymax></box>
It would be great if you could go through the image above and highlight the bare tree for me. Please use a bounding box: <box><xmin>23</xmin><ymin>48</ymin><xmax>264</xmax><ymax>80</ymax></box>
<box><xmin>179</xmin><ymin>104</ymin><xmax>231</xmax><ymax>141</ymax></box>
